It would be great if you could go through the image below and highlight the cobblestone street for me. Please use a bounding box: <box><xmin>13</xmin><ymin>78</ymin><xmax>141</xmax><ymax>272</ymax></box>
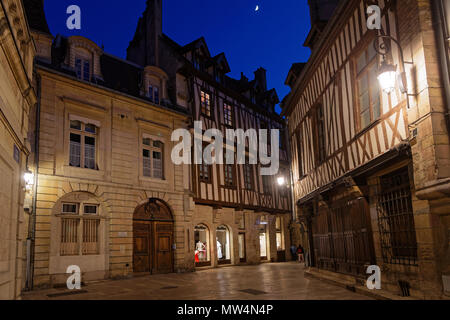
<box><xmin>22</xmin><ymin>262</ymin><xmax>372</xmax><ymax>300</ymax></box>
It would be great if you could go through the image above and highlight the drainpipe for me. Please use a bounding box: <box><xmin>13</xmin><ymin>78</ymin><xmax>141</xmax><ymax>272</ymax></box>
<box><xmin>25</xmin><ymin>72</ymin><xmax>41</xmax><ymax>291</ymax></box>
<box><xmin>431</xmin><ymin>0</ymin><xmax>450</xmax><ymax>138</ymax></box>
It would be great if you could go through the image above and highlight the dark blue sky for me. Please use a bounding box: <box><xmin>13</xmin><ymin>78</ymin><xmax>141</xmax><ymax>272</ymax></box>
<box><xmin>44</xmin><ymin>0</ymin><xmax>312</xmax><ymax>112</ymax></box>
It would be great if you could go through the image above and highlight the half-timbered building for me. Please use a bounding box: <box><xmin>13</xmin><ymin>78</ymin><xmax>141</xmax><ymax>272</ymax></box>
<box><xmin>283</xmin><ymin>0</ymin><xmax>450</xmax><ymax>299</ymax></box>
<box><xmin>128</xmin><ymin>0</ymin><xmax>292</xmax><ymax>268</ymax></box>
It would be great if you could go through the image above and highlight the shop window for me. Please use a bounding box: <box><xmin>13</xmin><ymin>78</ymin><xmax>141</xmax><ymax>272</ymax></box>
<box><xmin>60</xmin><ymin>202</ymin><xmax>100</xmax><ymax>256</ymax></box>
<box><xmin>142</xmin><ymin>137</ymin><xmax>164</xmax><ymax>179</ymax></box>
<box><xmin>194</xmin><ymin>224</ymin><xmax>210</xmax><ymax>267</ymax></box>
<box><xmin>216</xmin><ymin>225</ymin><xmax>231</xmax><ymax>264</ymax></box>
<box><xmin>69</xmin><ymin>120</ymin><xmax>97</xmax><ymax>170</ymax></box>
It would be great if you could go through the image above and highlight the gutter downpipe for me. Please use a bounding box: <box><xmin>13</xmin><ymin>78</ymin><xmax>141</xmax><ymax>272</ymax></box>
<box><xmin>26</xmin><ymin>72</ymin><xmax>41</xmax><ymax>291</ymax></box>
<box><xmin>431</xmin><ymin>0</ymin><xmax>450</xmax><ymax>140</ymax></box>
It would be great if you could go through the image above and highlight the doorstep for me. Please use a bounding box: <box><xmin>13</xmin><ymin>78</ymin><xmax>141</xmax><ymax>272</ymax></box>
<box><xmin>304</xmin><ymin>267</ymin><xmax>414</xmax><ymax>300</ymax></box>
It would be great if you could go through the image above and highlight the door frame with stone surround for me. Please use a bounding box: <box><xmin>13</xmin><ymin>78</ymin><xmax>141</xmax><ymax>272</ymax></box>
<box><xmin>132</xmin><ymin>198</ymin><xmax>174</xmax><ymax>275</ymax></box>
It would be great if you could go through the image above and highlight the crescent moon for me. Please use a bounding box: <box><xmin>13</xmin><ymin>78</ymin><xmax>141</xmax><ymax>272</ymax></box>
<box><xmin>255</xmin><ymin>5</ymin><xmax>259</xmax><ymax>11</ymax></box>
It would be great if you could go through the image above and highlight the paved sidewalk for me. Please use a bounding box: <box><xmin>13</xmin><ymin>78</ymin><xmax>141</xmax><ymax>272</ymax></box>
<box><xmin>22</xmin><ymin>262</ymin><xmax>372</xmax><ymax>300</ymax></box>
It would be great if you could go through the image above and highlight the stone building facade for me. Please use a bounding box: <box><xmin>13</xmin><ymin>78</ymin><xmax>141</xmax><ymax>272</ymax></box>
<box><xmin>283</xmin><ymin>0</ymin><xmax>450</xmax><ymax>299</ymax></box>
<box><xmin>0</xmin><ymin>0</ymin><xmax>37</xmax><ymax>299</ymax></box>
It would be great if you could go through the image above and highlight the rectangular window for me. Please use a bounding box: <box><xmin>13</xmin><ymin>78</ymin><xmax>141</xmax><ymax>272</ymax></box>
<box><xmin>142</xmin><ymin>138</ymin><xmax>164</xmax><ymax>179</ymax></box>
<box><xmin>201</xmin><ymin>90</ymin><xmax>212</xmax><ymax>117</ymax></box>
<box><xmin>83</xmin><ymin>61</ymin><xmax>90</xmax><ymax>81</ymax></box>
<box><xmin>262</xmin><ymin>174</ymin><xmax>272</xmax><ymax>194</ymax></box>
<box><xmin>356</xmin><ymin>42</ymin><xmax>381</xmax><ymax>129</ymax></box>
<box><xmin>75</xmin><ymin>58</ymin><xmax>91</xmax><ymax>81</ymax></box>
<box><xmin>223</xmin><ymin>103</ymin><xmax>233</xmax><ymax>127</ymax></box>
<box><xmin>296</xmin><ymin>129</ymin><xmax>304</xmax><ymax>178</ymax></box>
<box><xmin>244</xmin><ymin>164</ymin><xmax>253</xmax><ymax>190</ymax></box>
<box><xmin>69</xmin><ymin>120</ymin><xmax>97</xmax><ymax>170</ymax></box>
<box><xmin>148</xmin><ymin>85</ymin><xmax>154</xmax><ymax>102</ymax></box>
<box><xmin>315</xmin><ymin>105</ymin><xmax>326</xmax><ymax>164</ymax></box>
<box><xmin>199</xmin><ymin>163</ymin><xmax>211</xmax><ymax>183</ymax></box>
<box><xmin>377</xmin><ymin>167</ymin><xmax>418</xmax><ymax>266</ymax></box>
<box><xmin>224</xmin><ymin>164</ymin><xmax>234</xmax><ymax>187</ymax></box>
<box><xmin>148</xmin><ymin>86</ymin><xmax>160</xmax><ymax>104</ymax></box>
<box><xmin>154</xmin><ymin>87</ymin><xmax>160</xmax><ymax>104</ymax></box>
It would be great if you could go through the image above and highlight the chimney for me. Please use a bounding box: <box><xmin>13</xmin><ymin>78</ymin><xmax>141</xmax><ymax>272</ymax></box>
<box><xmin>304</xmin><ymin>0</ymin><xmax>340</xmax><ymax>49</ymax></box>
<box><xmin>254</xmin><ymin>67</ymin><xmax>267</xmax><ymax>92</ymax></box>
<box><xmin>307</xmin><ymin>0</ymin><xmax>339</xmax><ymax>29</ymax></box>
<box><xmin>127</xmin><ymin>0</ymin><xmax>163</xmax><ymax>67</ymax></box>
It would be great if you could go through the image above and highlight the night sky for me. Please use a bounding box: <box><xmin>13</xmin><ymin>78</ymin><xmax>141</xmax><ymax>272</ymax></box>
<box><xmin>43</xmin><ymin>0</ymin><xmax>312</xmax><ymax>113</ymax></box>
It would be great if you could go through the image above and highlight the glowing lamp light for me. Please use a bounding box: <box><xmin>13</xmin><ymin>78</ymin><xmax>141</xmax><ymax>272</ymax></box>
<box><xmin>277</xmin><ymin>176</ymin><xmax>286</xmax><ymax>186</ymax></box>
<box><xmin>377</xmin><ymin>61</ymin><xmax>397</xmax><ymax>94</ymax></box>
<box><xmin>24</xmin><ymin>171</ymin><xmax>34</xmax><ymax>190</ymax></box>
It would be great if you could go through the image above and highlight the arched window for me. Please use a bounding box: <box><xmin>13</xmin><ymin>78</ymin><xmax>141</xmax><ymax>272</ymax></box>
<box><xmin>194</xmin><ymin>224</ymin><xmax>210</xmax><ymax>267</ymax></box>
<box><xmin>216</xmin><ymin>225</ymin><xmax>231</xmax><ymax>264</ymax></box>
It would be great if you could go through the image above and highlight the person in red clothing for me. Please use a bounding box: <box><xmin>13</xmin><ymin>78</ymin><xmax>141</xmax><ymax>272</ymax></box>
<box><xmin>297</xmin><ymin>245</ymin><xmax>305</xmax><ymax>263</ymax></box>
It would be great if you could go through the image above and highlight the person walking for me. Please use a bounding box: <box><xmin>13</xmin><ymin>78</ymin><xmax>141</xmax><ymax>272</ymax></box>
<box><xmin>290</xmin><ymin>245</ymin><xmax>297</xmax><ymax>261</ymax></box>
<box><xmin>297</xmin><ymin>245</ymin><xmax>305</xmax><ymax>263</ymax></box>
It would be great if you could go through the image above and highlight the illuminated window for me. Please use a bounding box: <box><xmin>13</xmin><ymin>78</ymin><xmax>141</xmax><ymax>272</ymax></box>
<box><xmin>223</xmin><ymin>103</ymin><xmax>233</xmax><ymax>126</ymax></box>
<box><xmin>201</xmin><ymin>90</ymin><xmax>212</xmax><ymax>117</ymax></box>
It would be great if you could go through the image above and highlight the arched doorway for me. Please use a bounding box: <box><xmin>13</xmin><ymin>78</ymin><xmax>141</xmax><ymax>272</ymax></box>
<box><xmin>133</xmin><ymin>198</ymin><xmax>174</xmax><ymax>274</ymax></box>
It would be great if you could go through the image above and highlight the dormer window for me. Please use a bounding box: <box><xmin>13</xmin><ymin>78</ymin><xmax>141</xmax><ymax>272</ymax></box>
<box><xmin>75</xmin><ymin>58</ymin><xmax>91</xmax><ymax>81</ymax></box>
<box><xmin>193</xmin><ymin>55</ymin><xmax>201</xmax><ymax>71</ymax></box>
<box><xmin>148</xmin><ymin>85</ymin><xmax>160</xmax><ymax>104</ymax></box>
<box><xmin>215</xmin><ymin>71</ymin><xmax>222</xmax><ymax>84</ymax></box>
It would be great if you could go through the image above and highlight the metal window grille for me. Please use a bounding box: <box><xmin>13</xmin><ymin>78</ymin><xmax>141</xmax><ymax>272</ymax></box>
<box><xmin>377</xmin><ymin>167</ymin><xmax>418</xmax><ymax>266</ymax></box>
<box><xmin>61</xmin><ymin>217</ymin><xmax>80</xmax><ymax>256</ymax></box>
<box><xmin>82</xmin><ymin>218</ymin><xmax>100</xmax><ymax>255</ymax></box>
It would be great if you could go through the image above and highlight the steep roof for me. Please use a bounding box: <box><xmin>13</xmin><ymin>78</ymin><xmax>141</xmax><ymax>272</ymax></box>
<box><xmin>22</xmin><ymin>0</ymin><xmax>51</xmax><ymax>34</ymax></box>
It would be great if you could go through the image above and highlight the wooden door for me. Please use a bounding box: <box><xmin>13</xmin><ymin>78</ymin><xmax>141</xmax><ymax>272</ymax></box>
<box><xmin>133</xmin><ymin>221</ymin><xmax>152</xmax><ymax>273</ymax></box>
<box><xmin>153</xmin><ymin>222</ymin><xmax>174</xmax><ymax>274</ymax></box>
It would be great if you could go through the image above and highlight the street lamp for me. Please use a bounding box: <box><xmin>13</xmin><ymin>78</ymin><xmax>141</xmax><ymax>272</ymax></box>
<box><xmin>277</xmin><ymin>176</ymin><xmax>286</xmax><ymax>186</ymax></box>
<box><xmin>377</xmin><ymin>60</ymin><xmax>397</xmax><ymax>94</ymax></box>
<box><xmin>24</xmin><ymin>170</ymin><xmax>34</xmax><ymax>191</ymax></box>
<box><xmin>374</xmin><ymin>34</ymin><xmax>412</xmax><ymax>109</ymax></box>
